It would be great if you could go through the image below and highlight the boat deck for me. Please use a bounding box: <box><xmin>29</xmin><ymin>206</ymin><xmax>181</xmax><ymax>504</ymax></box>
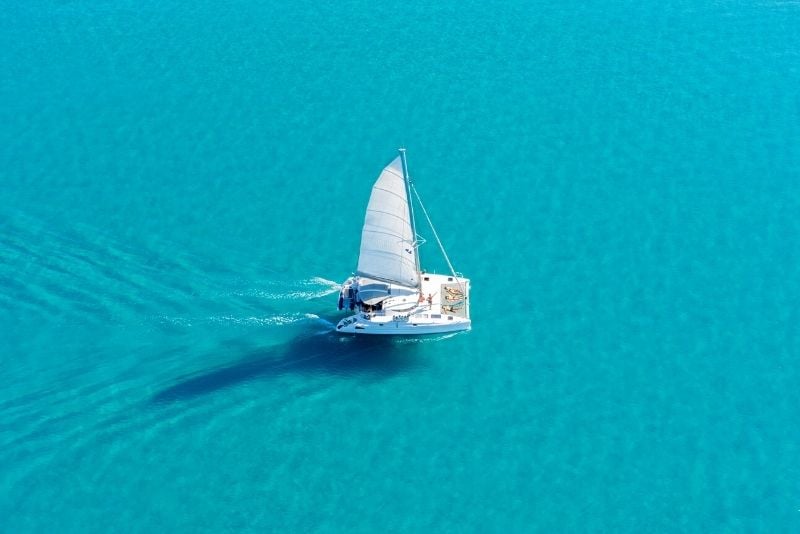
<box><xmin>418</xmin><ymin>273</ymin><xmax>469</xmax><ymax>319</ymax></box>
<box><xmin>335</xmin><ymin>272</ymin><xmax>470</xmax><ymax>334</ymax></box>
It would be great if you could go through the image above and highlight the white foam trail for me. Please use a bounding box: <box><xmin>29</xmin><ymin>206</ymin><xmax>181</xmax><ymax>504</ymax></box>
<box><xmin>394</xmin><ymin>332</ymin><xmax>462</xmax><ymax>344</ymax></box>
<box><xmin>156</xmin><ymin>312</ymin><xmax>330</xmax><ymax>329</ymax></box>
<box><xmin>305</xmin><ymin>313</ymin><xmax>336</xmax><ymax>330</ymax></box>
<box><xmin>156</xmin><ymin>316</ymin><xmax>195</xmax><ymax>327</ymax></box>
<box><xmin>229</xmin><ymin>277</ymin><xmax>341</xmax><ymax>300</ymax></box>
<box><xmin>209</xmin><ymin>314</ymin><xmax>308</xmax><ymax>326</ymax></box>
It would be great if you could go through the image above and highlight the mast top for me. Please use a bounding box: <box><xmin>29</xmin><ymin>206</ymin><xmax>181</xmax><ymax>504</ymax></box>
<box><xmin>398</xmin><ymin>148</ymin><xmax>411</xmax><ymax>187</ymax></box>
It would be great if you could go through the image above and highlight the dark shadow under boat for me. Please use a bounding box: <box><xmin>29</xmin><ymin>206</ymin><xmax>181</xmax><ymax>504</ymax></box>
<box><xmin>151</xmin><ymin>327</ymin><xmax>425</xmax><ymax>404</ymax></box>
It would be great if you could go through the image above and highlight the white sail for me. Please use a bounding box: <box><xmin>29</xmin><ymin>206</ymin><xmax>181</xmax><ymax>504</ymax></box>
<box><xmin>356</xmin><ymin>156</ymin><xmax>420</xmax><ymax>288</ymax></box>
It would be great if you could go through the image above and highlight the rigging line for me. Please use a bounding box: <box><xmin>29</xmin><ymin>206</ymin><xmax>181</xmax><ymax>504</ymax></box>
<box><xmin>410</xmin><ymin>183</ymin><xmax>465</xmax><ymax>294</ymax></box>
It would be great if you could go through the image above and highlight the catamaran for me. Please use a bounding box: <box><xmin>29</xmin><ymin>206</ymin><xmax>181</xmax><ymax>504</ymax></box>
<box><xmin>335</xmin><ymin>149</ymin><xmax>471</xmax><ymax>335</ymax></box>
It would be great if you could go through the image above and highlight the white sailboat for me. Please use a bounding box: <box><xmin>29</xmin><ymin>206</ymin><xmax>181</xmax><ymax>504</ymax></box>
<box><xmin>335</xmin><ymin>149</ymin><xmax>471</xmax><ymax>335</ymax></box>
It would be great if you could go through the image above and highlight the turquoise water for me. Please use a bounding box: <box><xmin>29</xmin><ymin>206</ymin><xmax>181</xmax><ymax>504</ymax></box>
<box><xmin>2</xmin><ymin>0</ymin><xmax>800</xmax><ymax>531</ymax></box>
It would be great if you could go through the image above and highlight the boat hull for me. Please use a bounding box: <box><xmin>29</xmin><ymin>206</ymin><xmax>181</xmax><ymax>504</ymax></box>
<box><xmin>335</xmin><ymin>314</ymin><xmax>471</xmax><ymax>335</ymax></box>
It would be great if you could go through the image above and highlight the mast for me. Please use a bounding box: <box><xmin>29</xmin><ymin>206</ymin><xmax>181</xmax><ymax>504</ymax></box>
<box><xmin>398</xmin><ymin>148</ymin><xmax>422</xmax><ymax>278</ymax></box>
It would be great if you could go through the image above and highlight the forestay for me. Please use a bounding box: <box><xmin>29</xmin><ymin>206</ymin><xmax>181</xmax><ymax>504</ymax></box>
<box><xmin>356</xmin><ymin>156</ymin><xmax>420</xmax><ymax>288</ymax></box>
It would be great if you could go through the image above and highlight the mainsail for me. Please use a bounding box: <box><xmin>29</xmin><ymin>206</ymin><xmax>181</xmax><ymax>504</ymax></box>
<box><xmin>356</xmin><ymin>156</ymin><xmax>420</xmax><ymax>288</ymax></box>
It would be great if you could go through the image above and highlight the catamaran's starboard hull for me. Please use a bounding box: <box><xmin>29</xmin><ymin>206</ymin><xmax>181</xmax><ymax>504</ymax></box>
<box><xmin>335</xmin><ymin>315</ymin><xmax>471</xmax><ymax>335</ymax></box>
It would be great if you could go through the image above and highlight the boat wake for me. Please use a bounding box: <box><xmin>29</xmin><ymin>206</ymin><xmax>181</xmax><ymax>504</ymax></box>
<box><xmin>156</xmin><ymin>312</ymin><xmax>333</xmax><ymax>330</ymax></box>
<box><xmin>228</xmin><ymin>277</ymin><xmax>340</xmax><ymax>300</ymax></box>
<box><xmin>393</xmin><ymin>331</ymin><xmax>464</xmax><ymax>344</ymax></box>
<box><xmin>154</xmin><ymin>277</ymin><xmax>341</xmax><ymax>333</ymax></box>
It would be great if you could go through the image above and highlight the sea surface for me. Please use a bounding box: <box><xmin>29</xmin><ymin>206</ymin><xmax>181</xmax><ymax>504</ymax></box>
<box><xmin>2</xmin><ymin>1</ymin><xmax>800</xmax><ymax>531</ymax></box>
